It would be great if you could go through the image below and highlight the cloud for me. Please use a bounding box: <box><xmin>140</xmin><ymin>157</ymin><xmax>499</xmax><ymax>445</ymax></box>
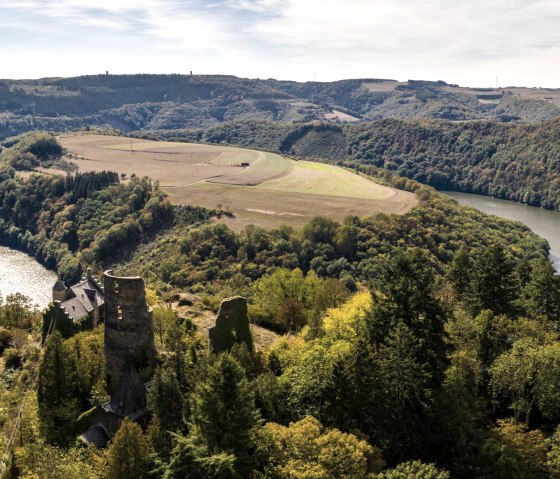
<box><xmin>1</xmin><ymin>0</ymin><xmax>560</xmax><ymax>86</ymax></box>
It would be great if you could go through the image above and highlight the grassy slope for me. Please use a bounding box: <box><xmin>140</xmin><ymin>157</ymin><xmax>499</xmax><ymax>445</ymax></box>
<box><xmin>61</xmin><ymin>134</ymin><xmax>418</xmax><ymax>230</ymax></box>
<box><xmin>258</xmin><ymin>160</ymin><xmax>394</xmax><ymax>200</ymax></box>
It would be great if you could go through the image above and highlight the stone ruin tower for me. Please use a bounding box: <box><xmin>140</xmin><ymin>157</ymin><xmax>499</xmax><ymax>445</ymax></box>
<box><xmin>103</xmin><ymin>270</ymin><xmax>156</xmax><ymax>395</ymax></box>
<box><xmin>209</xmin><ymin>296</ymin><xmax>253</xmax><ymax>353</ymax></box>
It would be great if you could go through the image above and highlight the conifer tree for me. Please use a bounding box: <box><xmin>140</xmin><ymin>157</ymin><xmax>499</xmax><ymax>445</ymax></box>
<box><xmin>37</xmin><ymin>331</ymin><xmax>79</xmax><ymax>445</ymax></box>
<box><xmin>165</xmin><ymin>353</ymin><xmax>261</xmax><ymax>478</ymax></box>
<box><xmin>467</xmin><ymin>244</ymin><xmax>516</xmax><ymax>316</ymax></box>
<box><xmin>370</xmin><ymin>248</ymin><xmax>448</xmax><ymax>388</ymax></box>
<box><xmin>148</xmin><ymin>366</ymin><xmax>185</xmax><ymax>456</ymax></box>
<box><xmin>521</xmin><ymin>257</ymin><xmax>560</xmax><ymax>323</ymax></box>
<box><xmin>446</xmin><ymin>247</ymin><xmax>473</xmax><ymax>299</ymax></box>
<box><xmin>107</xmin><ymin>418</ymin><xmax>151</xmax><ymax>479</ymax></box>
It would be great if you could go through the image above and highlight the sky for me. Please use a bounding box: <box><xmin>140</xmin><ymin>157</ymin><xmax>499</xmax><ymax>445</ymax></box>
<box><xmin>1</xmin><ymin>0</ymin><xmax>560</xmax><ymax>87</ymax></box>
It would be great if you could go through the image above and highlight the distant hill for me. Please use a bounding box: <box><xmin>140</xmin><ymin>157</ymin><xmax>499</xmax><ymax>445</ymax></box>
<box><xmin>2</xmin><ymin>74</ymin><xmax>560</xmax><ymax>138</ymax></box>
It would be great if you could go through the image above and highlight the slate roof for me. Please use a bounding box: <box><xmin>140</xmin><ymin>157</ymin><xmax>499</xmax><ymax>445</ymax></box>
<box><xmin>59</xmin><ymin>277</ymin><xmax>104</xmax><ymax>323</ymax></box>
<box><xmin>61</xmin><ymin>297</ymin><xmax>89</xmax><ymax>322</ymax></box>
<box><xmin>52</xmin><ymin>279</ymin><xmax>66</xmax><ymax>291</ymax></box>
<box><xmin>70</xmin><ymin>279</ymin><xmax>104</xmax><ymax>312</ymax></box>
<box><xmin>80</xmin><ymin>423</ymin><xmax>111</xmax><ymax>448</ymax></box>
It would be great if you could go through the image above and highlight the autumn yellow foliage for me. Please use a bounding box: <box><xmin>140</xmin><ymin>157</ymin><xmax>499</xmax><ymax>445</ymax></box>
<box><xmin>261</xmin><ymin>416</ymin><xmax>384</xmax><ymax>479</ymax></box>
<box><xmin>322</xmin><ymin>289</ymin><xmax>373</xmax><ymax>342</ymax></box>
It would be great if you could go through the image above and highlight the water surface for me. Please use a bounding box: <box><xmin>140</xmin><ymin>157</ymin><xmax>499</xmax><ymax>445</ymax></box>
<box><xmin>0</xmin><ymin>246</ymin><xmax>57</xmax><ymax>309</ymax></box>
<box><xmin>445</xmin><ymin>192</ymin><xmax>560</xmax><ymax>270</ymax></box>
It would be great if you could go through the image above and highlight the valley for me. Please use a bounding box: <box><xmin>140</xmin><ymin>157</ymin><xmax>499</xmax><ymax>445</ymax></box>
<box><xmin>5</xmin><ymin>0</ymin><xmax>560</xmax><ymax>474</ymax></box>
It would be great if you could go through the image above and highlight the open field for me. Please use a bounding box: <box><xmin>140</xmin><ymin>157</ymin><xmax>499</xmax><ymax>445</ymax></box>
<box><xmin>259</xmin><ymin>161</ymin><xmax>393</xmax><ymax>199</ymax></box>
<box><xmin>362</xmin><ymin>80</ymin><xmax>560</xmax><ymax>107</ymax></box>
<box><xmin>362</xmin><ymin>80</ymin><xmax>406</xmax><ymax>92</ymax></box>
<box><xmin>324</xmin><ymin>110</ymin><xmax>361</xmax><ymax>122</ymax></box>
<box><xmin>442</xmin><ymin>85</ymin><xmax>560</xmax><ymax>106</ymax></box>
<box><xmin>59</xmin><ymin>133</ymin><xmax>418</xmax><ymax>230</ymax></box>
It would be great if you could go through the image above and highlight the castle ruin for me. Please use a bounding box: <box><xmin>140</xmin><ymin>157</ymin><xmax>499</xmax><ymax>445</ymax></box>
<box><xmin>209</xmin><ymin>296</ymin><xmax>253</xmax><ymax>353</ymax></box>
<box><xmin>80</xmin><ymin>271</ymin><xmax>155</xmax><ymax>447</ymax></box>
<box><xmin>103</xmin><ymin>270</ymin><xmax>155</xmax><ymax>395</ymax></box>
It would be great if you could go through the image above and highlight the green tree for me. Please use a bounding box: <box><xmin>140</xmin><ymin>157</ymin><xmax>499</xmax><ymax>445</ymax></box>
<box><xmin>322</xmin><ymin>324</ymin><xmax>378</xmax><ymax>432</ymax></box>
<box><xmin>302</xmin><ymin>216</ymin><xmax>337</xmax><ymax>244</ymax></box>
<box><xmin>252</xmin><ymin>268</ymin><xmax>320</xmax><ymax>330</ymax></box>
<box><xmin>2</xmin><ymin>292</ymin><xmax>35</xmax><ymax>328</ymax></box>
<box><xmin>261</xmin><ymin>416</ymin><xmax>384</xmax><ymax>479</ymax></box>
<box><xmin>153</xmin><ymin>305</ymin><xmax>176</xmax><ymax>347</ymax></box>
<box><xmin>490</xmin><ymin>339</ymin><xmax>560</xmax><ymax>423</ymax></box>
<box><xmin>467</xmin><ymin>244</ymin><xmax>516</xmax><ymax>316</ymax></box>
<box><xmin>370</xmin><ymin>249</ymin><xmax>448</xmax><ymax>388</ymax></box>
<box><xmin>164</xmin><ymin>318</ymin><xmax>198</xmax><ymax>393</ymax></box>
<box><xmin>107</xmin><ymin>418</ymin><xmax>151</xmax><ymax>479</ymax></box>
<box><xmin>42</xmin><ymin>303</ymin><xmax>75</xmax><ymax>341</ymax></box>
<box><xmin>375</xmin><ymin>322</ymin><xmax>433</xmax><ymax>460</ymax></box>
<box><xmin>334</xmin><ymin>223</ymin><xmax>359</xmax><ymax>259</ymax></box>
<box><xmin>375</xmin><ymin>460</ymin><xmax>450</xmax><ymax>479</ymax></box>
<box><xmin>37</xmin><ymin>331</ymin><xmax>79</xmax><ymax>445</ymax></box>
<box><xmin>67</xmin><ymin>328</ymin><xmax>108</xmax><ymax>407</ymax></box>
<box><xmin>520</xmin><ymin>257</ymin><xmax>560</xmax><ymax>323</ymax></box>
<box><xmin>165</xmin><ymin>353</ymin><xmax>261</xmax><ymax>478</ymax></box>
<box><xmin>546</xmin><ymin>424</ymin><xmax>560</xmax><ymax>477</ymax></box>
<box><xmin>148</xmin><ymin>366</ymin><xmax>185</xmax><ymax>456</ymax></box>
<box><xmin>445</xmin><ymin>247</ymin><xmax>473</xmax><ymax>299</ymax></box>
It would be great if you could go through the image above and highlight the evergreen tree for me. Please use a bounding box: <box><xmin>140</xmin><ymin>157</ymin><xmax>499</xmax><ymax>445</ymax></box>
<box><xmin>107</xmin><ymin>418</ymin><xmax>151</xmax><ymax>479</ymax></box>
<box><xmin>375</xmin><ymin>322</ymin><xmax>432</xmax><ymax>460</ymax></box>
<box><xmin>165</xmin><ymin>353</ymin><xmax>261</xmax><ymax>479</ymax></box>
<box><xmin>42</xmin><ymin>303</ymin><xmax>75</xmax><ymax>341</ymax></box>
<box><xmin>148</xmin><ymin>366</ymin><xmax>185</xmax><ymax>457</ymax></box>
<box><xmin>37</xmin><ymin>331</ymin><xmax>79</xmax><ymax>445</ymax></box>
<box><xmin>446</xmin><ymin>247</ymin><xmax>473</xmax><ymax>299</ymax></box>
<box><xmin>520</xmin><ymin>257</ymin><xmax>560</xmax><ymax>323</ymax></box>
<box><xmin>323</xmin><ymin>324</ymin><xmax>378</xmax><ymax>432</ymax></box>
<box><xmin>467</xmin><ymin>244</ymin><xmax>516</xmax><ymax>317</ymax></box>
<box><xmin>370</xmin><ymin>248</ymin><xmax>448</xmax><ymax>388</ymax></box>
<box><xmin>164</xmin><ymin>318</ymin><xmax>194</xmax><ymax>392</ymax></box>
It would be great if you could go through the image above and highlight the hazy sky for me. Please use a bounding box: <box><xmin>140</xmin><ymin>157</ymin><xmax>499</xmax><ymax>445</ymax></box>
<box><xmin>1</xmin><ymin>0</ymin><xmax>560</xmax><ymax>87</ymax></box>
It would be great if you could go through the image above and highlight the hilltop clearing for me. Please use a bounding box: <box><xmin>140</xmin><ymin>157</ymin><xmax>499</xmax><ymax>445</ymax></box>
<box><xmin>147</xmin><ymin>117</ymin><xmax>560</xmax><ymax>212</ymax></box>
<box><xmin>59</xmin><ymin>133</ymin><xmax>417</xmax><ymax>229</ymax></box>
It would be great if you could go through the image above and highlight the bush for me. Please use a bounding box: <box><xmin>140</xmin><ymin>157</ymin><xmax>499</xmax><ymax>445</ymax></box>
<box><xmin>4</xmin><ymin>348</ymin><xmax>22</xmax><ymax>369</ymax></box>
<box><xmin>0</xmin><ymin>328</ymin><xmax>13</xmax><ymax>354</ymax></box>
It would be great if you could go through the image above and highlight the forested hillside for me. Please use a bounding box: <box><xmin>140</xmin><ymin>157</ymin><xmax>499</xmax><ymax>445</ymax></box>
<box><xmin>2</xmin><ymin>74</ymin><xmax>560</xmax><ymax>138</ymax></box>
<box><xmin>2</xmin><ymin>132</ymin><xmax>560</xmax><ymax>478</ymax></box>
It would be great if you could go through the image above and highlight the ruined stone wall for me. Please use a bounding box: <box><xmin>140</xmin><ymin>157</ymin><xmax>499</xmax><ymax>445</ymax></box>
<box><xmin>103</xmin><ymin>270</ymin><xmax>155</xmax><ymax>395</ymax></box>
<box><xmin>209</xmin><ymin>296</ymin><xmax>253</xmax><ymax>353</ymax></box>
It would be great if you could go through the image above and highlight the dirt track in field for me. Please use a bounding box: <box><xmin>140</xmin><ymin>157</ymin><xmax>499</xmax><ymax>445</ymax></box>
<box><xmin>60</xmin><ymin>133</ymin><xmax>418</xmax><ymax>230</ymax></box>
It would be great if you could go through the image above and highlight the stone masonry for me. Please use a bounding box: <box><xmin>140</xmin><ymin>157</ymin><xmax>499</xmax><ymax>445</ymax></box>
<box><xmin>209</xmin><ymin>296</ymin><xmax>253</xmax><ymax>353</ymax></box>
<box><xmin>103</xmin><ymin>270</ymin><xmax>156</xmax><ymax>395</ymax></box>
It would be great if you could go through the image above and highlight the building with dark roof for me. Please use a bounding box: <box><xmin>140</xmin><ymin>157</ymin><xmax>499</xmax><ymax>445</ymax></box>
<box><xmin>51</xmin><ymin>269</ymin><xmax>105</xmax><ymax>328</ymax></box>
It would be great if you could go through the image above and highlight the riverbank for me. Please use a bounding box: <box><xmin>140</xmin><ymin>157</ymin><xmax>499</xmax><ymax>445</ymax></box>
<box><xmin>445</xmin><ymin>191</ymin><xmax>560</xmax><ymax>271</ymax></box>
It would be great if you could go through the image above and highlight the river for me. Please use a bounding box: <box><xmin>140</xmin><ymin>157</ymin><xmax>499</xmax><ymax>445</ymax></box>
<box><xmin>445</xmin><ymin>192</ymin><xmax>560</xmax><ymax>271</ymax></box>
<box><xmin>1</xmin><ymin>191</ymin><xmax>559</xmax><ymax>308</ymax></box>
<box><xmin>0</xmin><ymin>246</ymin><xmax>57</xmax><ymax>309</ymax></box>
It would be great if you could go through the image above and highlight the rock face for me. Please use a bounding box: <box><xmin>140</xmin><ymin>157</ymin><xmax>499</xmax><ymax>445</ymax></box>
<box><xmin>103</xmin><ymin>270</ymin><xmax>155</xmax><ymax>395</ymax></box>
<box><xmin>209</xmin><ymin>296</ymin><xmax>253</xmax><ymax>353</ymax></box>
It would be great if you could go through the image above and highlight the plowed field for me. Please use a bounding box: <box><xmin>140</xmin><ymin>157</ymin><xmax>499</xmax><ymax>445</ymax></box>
<box><xmin>59</xmin><ymin>133</ymin><xmax>418</xmax><ymax>230</ymax></box>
